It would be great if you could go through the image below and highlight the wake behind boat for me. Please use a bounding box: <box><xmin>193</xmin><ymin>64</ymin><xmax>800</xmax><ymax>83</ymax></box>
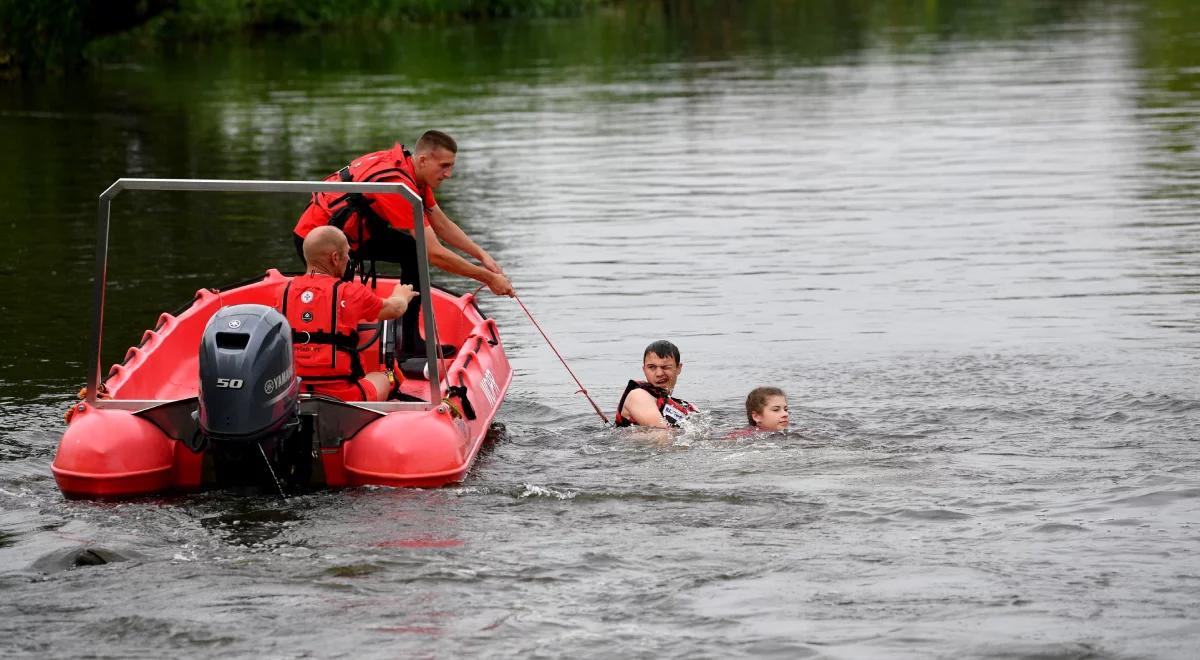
<box><xmin>52</xmin><ymin>178</ymin><xmax>512</xmax><ymax>499</ymax></box>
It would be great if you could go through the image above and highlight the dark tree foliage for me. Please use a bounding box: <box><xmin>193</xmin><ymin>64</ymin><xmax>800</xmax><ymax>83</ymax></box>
<box><xmin>0</xmin><ymin>0</ymin><xmax>173</xmax><ymax>76</ymax></box>
<box><xmin>0</xmin><ymin>0</ymin><xmax>598</xmax><ymax>78</ymax></box>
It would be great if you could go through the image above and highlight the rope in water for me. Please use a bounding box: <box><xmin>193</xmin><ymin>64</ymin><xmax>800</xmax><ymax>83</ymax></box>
<box><xmin>515</xmin><ymin>294</ymin><xmax>611</xmax><ymax>426</ymax></box>
<box><xmin>472</xmin><ymin>284</ymin><xmax>610</xmax><ymax>425</ymax></box>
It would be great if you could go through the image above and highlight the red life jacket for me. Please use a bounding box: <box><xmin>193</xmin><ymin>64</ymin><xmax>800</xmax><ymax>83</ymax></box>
<box><xmin>279</xmin><ymin>274</ymin><xmax>364</xmax><ymax>382</ymax></box>
<box><xmin>614</xmin><ymin>380</ymin><xmax>698</xmax><ymax>428</ymax></box>
<box><xmin>310</xmin><ymin>145</ymin><xmax>425</xmax><ymax>252</ymax></box>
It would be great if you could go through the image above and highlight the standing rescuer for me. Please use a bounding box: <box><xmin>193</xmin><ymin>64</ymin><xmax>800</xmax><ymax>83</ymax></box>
<box><xmin>614</xmin><ymin>340</ymin><xmax>698</xmax><ymax>428</ymax></box>
<box><xmin>293</xmin><ymin>130</ymin><xmax>515</xmax><ymax>360</ymax></box>
<box><xmin>281</xmin><ymin>226</ymin><xmax>419</xmax><ymax>401</ymax></box>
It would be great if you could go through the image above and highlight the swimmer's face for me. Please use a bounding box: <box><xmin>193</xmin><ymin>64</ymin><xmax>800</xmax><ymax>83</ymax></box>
<box><xmin>642</xmin><ymin>352</ymin><xmax>681</xmax><ymax>392</ymax></box>
<box><xmin>752</xmin><ymin>395</ymin><xmax>789</xmax><ymax>431</ymax></box>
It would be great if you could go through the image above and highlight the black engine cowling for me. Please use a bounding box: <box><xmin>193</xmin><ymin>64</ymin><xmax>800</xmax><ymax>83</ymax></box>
<box><xmin>198</xmin><ymin>304</ymin><xmax>299</xmax><ymax>442</ymax></box>
<box><xmin>197</xmin><ymin>304</ymin><xmax>306</xmax><ymax>492</ymax></box>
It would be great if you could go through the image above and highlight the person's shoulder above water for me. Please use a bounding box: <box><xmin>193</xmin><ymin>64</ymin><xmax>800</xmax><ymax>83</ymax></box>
<box><xmin>614</xmin><ymin>339</ymin><xmax>698</xmax><ymax>429</ymax></box>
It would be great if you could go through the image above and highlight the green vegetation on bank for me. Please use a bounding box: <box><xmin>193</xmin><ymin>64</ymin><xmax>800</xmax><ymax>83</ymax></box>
<box><xmin>5</xmin><ymin>0</ymin><xmax>1199</xmax><ymax>80</ymax></box>
<box><xmin>0</xmin><ymin>0</ymin><xmax>605</xmax><ymax>77</ymax></box>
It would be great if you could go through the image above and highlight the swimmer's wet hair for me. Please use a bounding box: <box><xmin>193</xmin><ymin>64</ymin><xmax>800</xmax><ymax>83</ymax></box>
<box><xmin>746</xmin><ymin>386</ymin><xmax>786</xmax><ymax>426</ymax></box>
<box><xmin>643</xmin><ymin>340</ymin><xmax>681</xmax><ymax>364</ymax></box>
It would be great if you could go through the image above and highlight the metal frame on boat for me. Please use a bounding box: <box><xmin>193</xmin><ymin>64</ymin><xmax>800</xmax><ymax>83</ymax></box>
<box><xmin>86</xmin><ymin>178</ymin><xmax>447</xmax><ymax>412</ymax></box>
<box><xmin>55</xmin><ymin>177</ymin><xmax>511</xmax><ymax>497</ymax></box>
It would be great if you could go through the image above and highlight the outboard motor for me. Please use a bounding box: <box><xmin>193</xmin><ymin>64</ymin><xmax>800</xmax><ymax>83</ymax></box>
<box><xmin>198</xmin><ymin>304</ymin><xmax>301</xmax><ymax>492</ymax></box>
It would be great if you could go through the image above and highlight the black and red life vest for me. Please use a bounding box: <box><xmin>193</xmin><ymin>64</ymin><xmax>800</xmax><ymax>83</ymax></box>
<box><xmin>614</xmin><ymin>380</ymin><xmax>697</xmax><ymax>428</ymax></box>
<box><xmin>310</xmin><ymin>146</ymin><xmax>424</xmax><ymax>253</ymax></box>
<box><xmin>279</xmin><ymin>274</ymin><xmax>364</xmax><ymax>382</ymax></box>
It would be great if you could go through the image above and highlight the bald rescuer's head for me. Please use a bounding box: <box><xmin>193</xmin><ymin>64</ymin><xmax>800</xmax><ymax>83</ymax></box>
<box><xmin>303</xmin><ymin>226</ymin><xmax>351</xmax><ymax>277</ymax></box>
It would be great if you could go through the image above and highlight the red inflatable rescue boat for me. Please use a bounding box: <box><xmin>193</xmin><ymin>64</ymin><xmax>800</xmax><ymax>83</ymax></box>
<box><xmin>52</xmin><ymin>178</ymin><xmax>512</xmax><ymax>498</ymax></box>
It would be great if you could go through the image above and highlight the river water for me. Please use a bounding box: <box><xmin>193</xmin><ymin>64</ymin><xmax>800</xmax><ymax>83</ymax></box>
<box><xmin>2</xmin><ymin>1</ymin><xmax>1198</xmax><ymax>657</ymax></box>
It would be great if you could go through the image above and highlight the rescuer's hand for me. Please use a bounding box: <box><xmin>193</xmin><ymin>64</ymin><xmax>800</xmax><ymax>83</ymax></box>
<box><xmin>390</xmin><ymin>283</ymin><xmax>420</xmax><ymax>307</ymax></box>
<box><xmin>486</xmin><ymin>272</ymin><xmax>515</xmax><ymax>297</ymax></box>
<box><xmin>480</xmin><ymin>251</ymin><xmax>505</xmax><ymax>276</ymax></box>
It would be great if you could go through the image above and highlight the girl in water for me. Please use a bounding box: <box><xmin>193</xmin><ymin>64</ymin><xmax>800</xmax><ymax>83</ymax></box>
<box><xmin>743</xmin><ymin>386</ymin><xmax>789</xmax><ymax>432</ymax></box>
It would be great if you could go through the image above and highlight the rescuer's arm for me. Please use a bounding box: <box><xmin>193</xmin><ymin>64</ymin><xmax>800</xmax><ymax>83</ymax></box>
<box><xmin>417</xmin><ymin>227</ymin><xmax>515</xmax><ymax>297</ymax></box>
<box><xmin>377</xmin><ymin>284</ymin><xmax>419</xmax><ymax>320</ymax></box>
<box><xmin>427</xmin><ymin>206</ymin><xmax>505</xmax><ymax>275</ymax></box>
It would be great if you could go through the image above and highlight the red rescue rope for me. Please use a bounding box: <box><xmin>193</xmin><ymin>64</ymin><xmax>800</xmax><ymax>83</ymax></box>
<box><xmin>516</xmin><ymin>294</ymin><xmax>610</xmax><ymax>425</ymax></box>
<box><xmin>471</xmin><ymin>284</ymin><xmax>609</xmax><ymax>425</ymax></box>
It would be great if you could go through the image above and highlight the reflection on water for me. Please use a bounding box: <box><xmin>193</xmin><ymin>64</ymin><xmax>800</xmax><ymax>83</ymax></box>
<box><xmin>1</xmin><ymin>0</ymin><xmax>1198</xmax><ymax>657</ymax></box>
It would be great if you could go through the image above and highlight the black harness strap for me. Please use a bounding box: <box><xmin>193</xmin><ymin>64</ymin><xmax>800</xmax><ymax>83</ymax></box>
<box><xmin>329</xmin><ymin>279</ymin><xmax>342</xmax><ymax>369</ymax></box>
<box><xmin>325</xmin><ymin>153</ymin><xmax>421</xmax><ymax>288</ymax></box>
<box><xmin>330</xmin><ymin>280</ymin><xmax>365</xmax><ymax>378</ymax></box>
<box><xmin>283</xmin><ymin>278</ymin><xmax>365</xmax><ymax>381</ymax></box>
<box><xmin>291</xmin><ymin>330</ymin><xmax>358</xmax><ymax>351</ymax></box>
<box><xmin>281</xmin><ymin>281</ymin><xmax>292</xmax><ymax>317</ymax></box>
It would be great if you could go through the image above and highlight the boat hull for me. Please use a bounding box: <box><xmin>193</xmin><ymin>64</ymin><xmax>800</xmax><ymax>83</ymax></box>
<box><xmin>53</xmin><ymin>269</ymin><xmax>511</xmax><ymax>498</ymax></box>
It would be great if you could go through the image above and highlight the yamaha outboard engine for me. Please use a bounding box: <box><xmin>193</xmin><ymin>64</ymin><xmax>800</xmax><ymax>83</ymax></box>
<box><xmin>198</xmin><ymin>304</ymin><xmax>301</xmax><ymax>492</ymax></box>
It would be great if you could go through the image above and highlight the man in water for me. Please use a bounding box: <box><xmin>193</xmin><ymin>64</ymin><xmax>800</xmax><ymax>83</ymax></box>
<box><xmin>280</xmin><ymin>226</ymin><xmax>419</xmax><ymax>401</ymax></box>
<box><xmin>293</xmin><ymin>130</ymin><xmax>514</xmax><ymax>359</ymax></box>
<box><xmin>614</xmin><ymin>340</ymin><xmax>698</xmax><ymax>428</ymax></box>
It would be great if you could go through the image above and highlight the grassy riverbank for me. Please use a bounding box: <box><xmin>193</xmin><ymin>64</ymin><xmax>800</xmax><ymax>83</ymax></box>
<box><xmin>0</xmin><ymin>0</ymin><xmax>607</xmax><ymax>77</ymax></box>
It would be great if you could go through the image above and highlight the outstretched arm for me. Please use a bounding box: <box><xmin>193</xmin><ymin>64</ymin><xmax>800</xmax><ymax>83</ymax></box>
<box><xmin>377</xmin><ymin>284</ymin><xmax>419</xmax><ymax>320</ymax></box>
<box><xmin>417</xmin><ymin>226</ymin><xmax>515</xmax><ymax>297</ymax></box>
<box><xmin>427</xmin><ymin>206</ymin><xmax>504</xmax><ymax>275</ymax></box>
